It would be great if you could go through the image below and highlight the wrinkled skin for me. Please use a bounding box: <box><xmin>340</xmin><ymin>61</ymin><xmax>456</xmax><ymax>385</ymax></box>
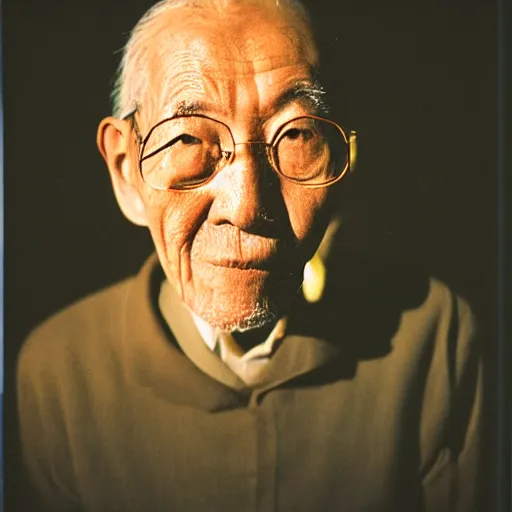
<box><xmin>103</xmin><ymin>5</ymin><xmax>337</xmax><ymax>331</ymax></box>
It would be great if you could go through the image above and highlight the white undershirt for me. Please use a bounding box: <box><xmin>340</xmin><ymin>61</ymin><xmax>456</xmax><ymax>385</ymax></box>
<box><xmin>190</xmin><ymin>311</ymin><xmax>288</xmax><ymax>385</ymax></box>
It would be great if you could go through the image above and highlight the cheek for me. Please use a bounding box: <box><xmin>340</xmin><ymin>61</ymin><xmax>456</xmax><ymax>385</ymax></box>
<box><xmin>142</xmin><ymin>188</ymin><xmax>211</xmax><ymax>277</ymax></box>
<box><xmin>282</xmin><ymin>184</ymin><xmax>331</xmax><ymax>243</ymax></box>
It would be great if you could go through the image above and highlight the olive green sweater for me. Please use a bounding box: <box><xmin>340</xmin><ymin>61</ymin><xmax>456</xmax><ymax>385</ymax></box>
<box><xmin>17</xmin><ymin>253</ymin><xmax>483</xmax><ymax>511</ymax></box>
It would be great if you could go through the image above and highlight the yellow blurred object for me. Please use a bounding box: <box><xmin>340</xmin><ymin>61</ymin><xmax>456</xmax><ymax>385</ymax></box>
<box><xmin>302</xmin><ymin>217</ymin><xmax>342</xmax><ymax>303</ymax></box>
<box><xmin>349</xmin><ymin>131</ymin><xmax>357</xmax><ymax>173</ymax></box>
<box><xmin>303</xmin><ymin>252</ymin><xmax>326</xmax><ymax>303</ymax></box>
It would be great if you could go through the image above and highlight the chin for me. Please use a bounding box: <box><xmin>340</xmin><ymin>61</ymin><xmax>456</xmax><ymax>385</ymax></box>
<box><xmin>191</xmin><ymin>290</ymin><xmax>279</xmax><ymax>332</ymax></box>
<box><xmin>186</xmin><ymin>274</ymin><xmax>299</xmax><ymax>332</ymax></box>
<box><xmin>183</xmin><ymin>259</ymin><xmax>300</xmax><ymax>331</ymax></box>
<box><xmin>204</xmin><ymin>306</ymin><xmax>277</xmax><ymax>333</ymax></box>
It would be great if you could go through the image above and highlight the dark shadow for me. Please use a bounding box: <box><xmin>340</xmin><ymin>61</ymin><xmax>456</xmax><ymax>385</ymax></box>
<box><xmin>289</xmin><ymin>246</ymin><xmax>431</xmax><ymax>360</ymax></box>
<box><xmin>283</xmin><ymin>248</ymin><xmax>433</xmax><ymax>511</ymax></box>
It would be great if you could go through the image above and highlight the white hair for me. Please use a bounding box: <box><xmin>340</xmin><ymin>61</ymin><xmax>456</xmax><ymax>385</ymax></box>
<box><xmin>111</xmin><ymin>0</ymin><xmax>316</xmax><ymax>118</ymax></box>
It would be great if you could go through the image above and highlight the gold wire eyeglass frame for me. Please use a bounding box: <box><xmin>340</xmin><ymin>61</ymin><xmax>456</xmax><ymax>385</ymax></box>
<box><xmin>122</xmin><ymin>109</ymin><xmax>357</xmax><ymax>191</ymax></box>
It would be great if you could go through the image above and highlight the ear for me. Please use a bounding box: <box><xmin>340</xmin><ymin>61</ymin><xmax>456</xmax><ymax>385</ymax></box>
<box><xmin>97</xmin><ymin>116</ymin><xmax>148</xmax><ymax>226</ymax></box>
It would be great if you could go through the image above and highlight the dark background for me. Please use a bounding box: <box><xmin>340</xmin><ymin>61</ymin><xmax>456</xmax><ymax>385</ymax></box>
<box><xmin>3</xmin><ymin>0</ymin><xmax>506</xmax><ymax>509</ymax></box>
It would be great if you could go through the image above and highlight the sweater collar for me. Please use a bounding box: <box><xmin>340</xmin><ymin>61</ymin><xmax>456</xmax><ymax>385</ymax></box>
<box><xmin>122</xmin><ymin>254</ymin><xmax>349</xmax><ymax>411</ymax></box>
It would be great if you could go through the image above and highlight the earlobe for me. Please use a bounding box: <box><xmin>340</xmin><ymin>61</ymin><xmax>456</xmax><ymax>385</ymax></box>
<box><xmin>97</xmin><ymin>117</ymin><xmax>148</xmax><ymax>227</ymax></box>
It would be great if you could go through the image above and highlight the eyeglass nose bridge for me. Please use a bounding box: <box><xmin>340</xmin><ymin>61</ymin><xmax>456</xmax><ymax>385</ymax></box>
<box><xmin>221</xmin><ymin>140</ymin><xmax>275</xmax><ymax>168</ymax></box>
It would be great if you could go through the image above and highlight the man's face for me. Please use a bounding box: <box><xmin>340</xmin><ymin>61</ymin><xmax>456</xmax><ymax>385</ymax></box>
<box><xmin>132</xmin><ymin>5</ymin><xmax>335</xmax><ymax>331</ymax></box>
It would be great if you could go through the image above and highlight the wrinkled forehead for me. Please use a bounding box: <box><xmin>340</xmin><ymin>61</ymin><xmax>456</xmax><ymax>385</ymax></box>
<box><xmin>141</xmin><ymin>4</ymin><xmax>318</xmax><ymax>118</ymax></box>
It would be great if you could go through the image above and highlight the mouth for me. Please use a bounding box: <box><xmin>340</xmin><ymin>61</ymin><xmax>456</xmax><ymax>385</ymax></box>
<box><xmin>189</xmin><ymin>227</ymin><xmax>294</xmax><ymax>273</ymax></box>
<box><xmin>201</xmin><ymin>256</ymin><xmax>278</xmax><ymax>271</ymax></box>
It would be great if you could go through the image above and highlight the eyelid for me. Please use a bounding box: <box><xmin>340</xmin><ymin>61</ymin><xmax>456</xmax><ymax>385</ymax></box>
<box><xmin>262</xmin><ymin>102</ymin><xmax>317</xmax><ymax>141</ymax></box>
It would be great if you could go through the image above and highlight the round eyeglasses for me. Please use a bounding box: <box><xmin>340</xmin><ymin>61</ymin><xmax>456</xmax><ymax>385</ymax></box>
<box><xmin>124</xmin><ymin>111</ymin><xmax>357</xmax><ymax>191</ymax></box>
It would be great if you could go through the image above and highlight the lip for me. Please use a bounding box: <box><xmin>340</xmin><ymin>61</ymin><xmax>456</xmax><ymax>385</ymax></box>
<box><xmin>199</xmin><ymin>257</ymin><xmax>277</xmax><ymax>271</ymax></box>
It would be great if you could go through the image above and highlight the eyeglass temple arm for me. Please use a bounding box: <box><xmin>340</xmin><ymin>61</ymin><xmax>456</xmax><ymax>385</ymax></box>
<box><xmin>122</xmin><ymin>109</ymin><xmax>143</xmax><ymax>144</ymax></box>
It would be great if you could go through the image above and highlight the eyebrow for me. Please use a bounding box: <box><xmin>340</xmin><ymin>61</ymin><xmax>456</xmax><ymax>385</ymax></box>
<box><xmin>270</xmin><ymin>79</ymin><xmax>329</xmax><ymax>117</ymax></box>
<box><xmin>166</xmin><ymin>79</ymin><xmax>329</xmax><ymax>121</ymax></box>
<box><xmin>172</xmin><ymin>100</ymin><xmax>205</xmax><ymax>117</ymax></box>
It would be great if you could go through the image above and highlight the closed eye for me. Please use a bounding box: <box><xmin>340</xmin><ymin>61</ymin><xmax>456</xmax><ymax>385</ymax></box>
<box><xmin>179</xmin><ymin>133</ymin><xmax>202</xmax><ymax>145</ymax></box>
<box><xmin>143</xmin><ymin>133</ymin><xmax>202</xmax><ymax>160</ymax></box>
<box><xmin>282</xmin><ymin>128</ymin><xmax>315</xmax><ymax>141</ymax></box>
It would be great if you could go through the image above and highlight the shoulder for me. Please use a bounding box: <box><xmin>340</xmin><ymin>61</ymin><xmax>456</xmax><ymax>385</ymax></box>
<box><xmin>17</xmin><ymin>253</ymin><xmax>163</xmax><ymax>381</ymax></box>
<box><xmin>18</xmin><ymin>277</ymin><xmax>135</xmax><ymax>379</ymax></box>
<box><xmin>321</xmin><ymin>250</ymin><xmax>482</xmax><ymax>470</ymax></box>
<box><xmin>315</xmin><ymin>248</ymin><xmax>478</xmax><ymax>360</ymax></box>
<box><xmin>33</xmin><ymin>278</ymin><xmax>132</xmax><ymax>335</ymax></box>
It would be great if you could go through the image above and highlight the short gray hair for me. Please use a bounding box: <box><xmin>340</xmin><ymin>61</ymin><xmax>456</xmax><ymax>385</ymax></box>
<box><xmin>111</xmin><ymin>0</ymin><xmax>316</xmax><ymax>118</ymax></box>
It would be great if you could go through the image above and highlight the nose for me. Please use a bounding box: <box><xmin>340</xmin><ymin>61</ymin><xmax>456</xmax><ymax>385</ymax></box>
<box><xmin>207</xmin><ymin>143</ymin><xmax>277</xmax><ymax>232</ymax></box>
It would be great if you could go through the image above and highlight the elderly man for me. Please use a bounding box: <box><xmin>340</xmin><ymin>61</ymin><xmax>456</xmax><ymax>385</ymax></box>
<box><xmin>17</xmin><ymin>0</ymin><xmax>483</xmax><ymax>511</ymax></box>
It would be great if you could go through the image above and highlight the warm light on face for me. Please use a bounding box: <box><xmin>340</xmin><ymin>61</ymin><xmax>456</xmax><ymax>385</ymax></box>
<box><xmin>129</xmin><ymin>5</ymin><xmax>340</xmax><ymax>331</ymax></box>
